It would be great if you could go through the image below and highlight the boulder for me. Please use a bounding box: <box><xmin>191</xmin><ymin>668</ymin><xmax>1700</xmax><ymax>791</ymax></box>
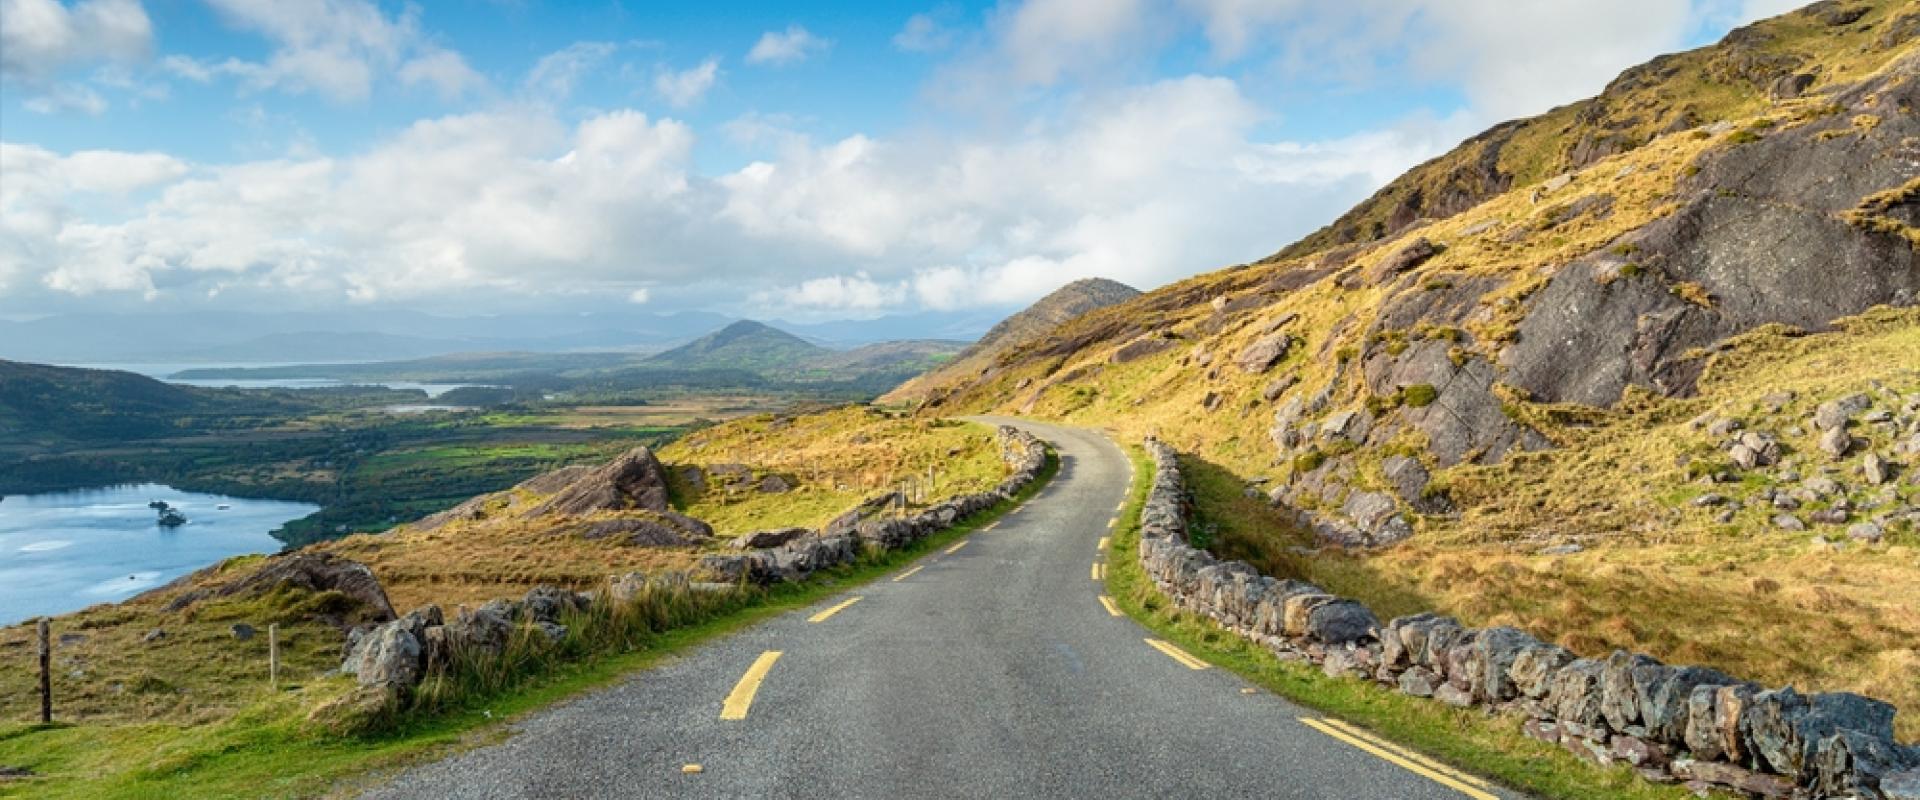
<box><xmin>1865</xmin><ymin>452</ymin><xmax>1894</xmax><ymax>485</ymax></box>
<box><xmin>1111</xmin><ymin>334</ymin><xmax>1177</xmax><ymax>364</ymax></box>
<box><xmin>1820</xmin><ymin>426</ymin><xmax>1854</xmax><ymax>459</ymax></box>
<box><xmin>341</xmin><ymin>612</ymin><xmax>431</xmax><ymax>691</ymax></box>
<box><xmin>756</xmin><ymin>475</ymin><xmax>794</xmax><ymax>494</ymax></box>
<box><xmin>1304</xmin><ymin>599</ymin><xmax>1378</xmax><ymax>645</ymax></box>
<box><xmin>578</xmin><ymin>512</ymin><xmax>714</xmax><ymax>546</ymax></box>
<box><xmin>731</xmin><ymin>527</ymin><xmax>810</xmax><ymax>550</ymax></box>
<box><xmin>1235</xmin><ymin>333</ymin><xmax>1300</xmax><ymax>374</ymax></box>
<box><xmin>521</xmin><ymin>586</ymin><xmax>585</xmax><ymax>624</ymax></box>
<box><xmin>1815</xmin><ymin>394</ymin><xmax>1872</xmax><ymax>430</ymax></box>
<box><xmin>524</xmin><ymin>446</ymin><xmax>671</xmax><ymax>517</ymax></box>
<box><xmin>184</xmin><ymin>552</ymin><xmax>395</xmax><ymax>626</ymax></box>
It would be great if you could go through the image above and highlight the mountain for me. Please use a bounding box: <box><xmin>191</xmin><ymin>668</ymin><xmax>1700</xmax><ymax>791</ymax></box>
<box><xmin>919</xmin><ymin>2</ymin><xmax>1919</xmax><ymax>540</ymax></box>
<box><xmin>880</xmin><ymin>278</ymin><xmax>1140</xmax><ymax>403</ymax></box>
<box><xmin>639</xmin><ymin>320</ymin><xmax>831</xmax><ymax>373</ymax></box>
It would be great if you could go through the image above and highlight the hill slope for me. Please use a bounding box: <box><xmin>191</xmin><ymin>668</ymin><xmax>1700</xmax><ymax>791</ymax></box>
<box><xmin>880</xmin><ymin>278</ymin><xmax>1139</xmax><ymax>403</ymax></box>
<box><xmin>918</xmin><ymin>0</ymin><xmax>1920</xmax><ymax>732</ymax></box>
<box><xmin>640</xmin><ymin>320</ymin><xmax>829</xmax><ymax>373</ymax></box>
<box><xmin>0</xmin><ymin>360</ymin><xmax>308</xmax><ymax>448</ymax></box>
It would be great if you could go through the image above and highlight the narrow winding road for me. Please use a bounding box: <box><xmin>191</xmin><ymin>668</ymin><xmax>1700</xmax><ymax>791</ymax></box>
<box><xmin>361</xmin><ymin>419</ymin><xmax>1517</xmax><ymax>799</ymax></box>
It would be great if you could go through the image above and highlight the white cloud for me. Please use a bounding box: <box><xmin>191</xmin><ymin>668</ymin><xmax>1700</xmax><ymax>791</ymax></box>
<box><xmin>627</xmin><ymin>287</ymin><xmax>651</xmax><ymax>304</ymax></box>
<box><xmin>22</xmin><ymin>82</ymin><xmax>107</xmax><ymax>114</ymax></box>
<box><xmin>0</xmin><ymin>73</ymin><xmax>1460</xmax><ymax>314</ymax></box>
<box><xmin>893</xmin><ymin>12</ymin><xmax>954</xmax><ymax>53</ymax></box>
<box><xmin>524</xmin><ymin>41</ymin><xmax>616</xmax><ymax>100</ymax></box>
<box><xmin>764</xmin><ymin>272</ymin><xmax>908</xmax><ymax>311</ymax></box>
<box><xmin>654</xmin><ymin>58</ymin><xmax>720</xmax><ymax>107</ymax></box>
<box><xmin>999</xmin><ymin>0</ymin><xmax>1148</xmax><ymax>85</ymax></box>
<box><xmin>399</xmin><ymin>47</ymin><xmax>487</xmax><ymax>101</ymax></box>
<box><xmin>0</xmin><ymin>0</ymin><xmax>152</xmax><ymax>84</ymax></box>
<box><xmin>746</xmin><ymin>25</ymin><xmax>831</xmax><ymax>66</ymax></box>
<box><xmin>192</xmin><ymin>0</ymin><xmax>484</xmax><ymax>102</ymax></box>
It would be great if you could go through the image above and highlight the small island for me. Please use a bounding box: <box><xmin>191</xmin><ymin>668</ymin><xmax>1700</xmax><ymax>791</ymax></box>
<box><xmin>150</xmin><ymin>500</ymin><xmax>188</xmax><ymax>527</ymax></box>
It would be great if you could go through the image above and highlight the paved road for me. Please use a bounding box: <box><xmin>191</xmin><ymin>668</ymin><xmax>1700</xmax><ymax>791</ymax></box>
<box><xmin>361</xmin><ymin>418</ymin><xmax>1517</xmax><ymax>800</ymax></box>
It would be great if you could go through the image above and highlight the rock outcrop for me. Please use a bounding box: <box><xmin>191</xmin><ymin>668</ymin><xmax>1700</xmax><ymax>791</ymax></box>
<box><xmin>158</xmin><ymin>552</ymin><xmax>396</xmax><ymax>627</ymax></box>
<box><xmin>524</xmin><ymin>446</ymin><xmax>672</xmax><ymax>518</ymax></box>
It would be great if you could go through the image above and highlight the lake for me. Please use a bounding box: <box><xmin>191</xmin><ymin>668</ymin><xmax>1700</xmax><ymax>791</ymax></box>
<box><xmin>0</xmin><ymin>484</ymin><xmax>318</xmax><ymax>625</ymax></box>
<box><xmin>72</xmin><ymin>362</ymin><xmax>489</xmax><ymax>398</ymax></box>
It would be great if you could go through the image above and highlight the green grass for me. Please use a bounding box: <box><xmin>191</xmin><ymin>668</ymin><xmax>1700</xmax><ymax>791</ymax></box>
<box><xmin>1102</xmin><ymin>444</ymin><xmax>1703</xmax><ymax>800</ymax></box>
<box><xmin>0</xmin><ymin>452</ymin><xmax>1059</xmax><ymax>799</ymax></box>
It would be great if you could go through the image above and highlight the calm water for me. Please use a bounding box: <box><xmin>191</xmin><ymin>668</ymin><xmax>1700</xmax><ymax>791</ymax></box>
<box><xmin>73</xmin><ymin>363</ymin><xmax>488</xmax><ymax>398</ymax></box>
<box><xmin>0</xmin><ymin>484</ymin><xmax>317</xmax><ymax>625</ymax></box>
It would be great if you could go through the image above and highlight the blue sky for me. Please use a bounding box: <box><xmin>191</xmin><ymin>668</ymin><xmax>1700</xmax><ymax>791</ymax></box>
<box><xmin>0</xmin><ymin>0</ymin><xmax>1800</xmax><ymax>319</ymax></box>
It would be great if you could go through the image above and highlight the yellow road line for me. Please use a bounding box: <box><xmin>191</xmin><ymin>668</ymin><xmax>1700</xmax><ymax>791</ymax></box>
<box><xmin>892</xmin><ymin>565</ymin><xmax>923</xmax><ymax>582</ymax></box>
<box><xmin>1091</xmin><ymin>562</ymin><xmax>1105</xmax><ymax>581</ymax></box>
<box><xmin>1106</xmin><ymin>517</ymin><xmax>1117</xmax><ymax>529</ymax></box>
<box><xmin>807</xmin><ymin>596</ymin><xmax>862</xmax><ymax>623</ymax></box>
<box><xmin>944</xmin><ymin>540</ymin><xmax>968</xmax><ymax>555</ymax></box>
<box><xmin>1299</xmin><ymin>718</ymin><xmax>1497</xmax><ymax>800</ymax></box>
<box><xmin>1316</xmin><ymin>717</ymin><xmax>1492</xmax><ymax>790</ymax></box>
<box><xmin>1097</xmin><ymin>536</ymin><xmax>1110</xmax><ymax>551</ymax></box>
<box><xmin>984</xmin><ymin>521</ymin><xmax>1000</xmax><ymax>531</ymax></box>
<box><xmin>1144</xmin><ymin>638</ymin><xmax>1209</xmax><ymax>670</ymax></box>
<box><xmin>720</xmin><ymin>651</ymin><xmax>782</xmax><ymax>720</ymax></box>
<box><xmin>1098</xmin><ymin>595</ymin><xmax>1123</xmax><ymax>616</ymax></box>
<box><xmin>1115</xmin><ymin>502</ymin><xmax>1125</xmax><ymax>512</ymax></box>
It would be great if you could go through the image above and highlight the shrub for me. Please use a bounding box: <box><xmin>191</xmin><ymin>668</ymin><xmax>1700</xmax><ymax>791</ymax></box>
<box><xmin>1402</xmin><ymin>384</ymin><xmax>1439</xmax><ymax>408</ymax></box>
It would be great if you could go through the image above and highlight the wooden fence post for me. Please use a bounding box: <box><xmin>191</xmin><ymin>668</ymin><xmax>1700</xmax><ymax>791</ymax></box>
<box><xmin>269</xmin><ymin>623</ymin><xmax>280</xmax><ymax>690</ymax></box>
<box><xmin>37</xmin><ymin>618</ymin><xmax>51</xmax><ymax>724</ymax></box>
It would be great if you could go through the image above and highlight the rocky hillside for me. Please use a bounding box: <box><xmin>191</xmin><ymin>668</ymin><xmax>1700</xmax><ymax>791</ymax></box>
<box><xmin>909</xmin><ymin>0</ymin><xmax>1920</xmax><ymax>732</ymax></box>
<box><xmin>880</xmin><ymin>277</ymin><xmax>1139</xmax><ymax>403</ymax></box>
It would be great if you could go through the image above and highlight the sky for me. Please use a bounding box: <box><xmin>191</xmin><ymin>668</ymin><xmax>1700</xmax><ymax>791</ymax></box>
<box><xmin>0</xmin><ymin>0</ymin><xmax>1806</xmax><ymax>321</ymax></box>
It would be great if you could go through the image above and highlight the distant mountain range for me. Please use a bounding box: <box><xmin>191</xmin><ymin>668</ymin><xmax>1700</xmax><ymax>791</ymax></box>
<box><xmin>0</xmin><ymin>308</ymin><xmax>1007</xmax><ymax>365</ymax></box>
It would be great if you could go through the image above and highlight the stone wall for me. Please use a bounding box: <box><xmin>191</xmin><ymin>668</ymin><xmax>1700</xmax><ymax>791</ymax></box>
<box><xmin>334</xmin><ymin>426</ymin><xmax>1052</xmax><ymax>703</ymax></box>
<box><xmin>1135</xmin><ymin>438</ymin><xmax>1920</xmax><ymax>800</ymax></box>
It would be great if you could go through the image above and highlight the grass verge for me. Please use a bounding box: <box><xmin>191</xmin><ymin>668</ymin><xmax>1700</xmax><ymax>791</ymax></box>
<box><xmin>0</xmin><ymin>451</ymin><xmax>1058</xmax><ymax>800</ymax></box>
<box><xmin>1102</xmin><ymin>443</ymin><xmax>1705</xmax><ymax>800</ymax></box>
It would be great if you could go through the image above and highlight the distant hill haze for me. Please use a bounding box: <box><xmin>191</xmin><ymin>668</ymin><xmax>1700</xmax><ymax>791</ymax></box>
<box><xmin>880</xmin><ymin>278</ymin><xmax>1140</xmax><ymax>404</ymax></box>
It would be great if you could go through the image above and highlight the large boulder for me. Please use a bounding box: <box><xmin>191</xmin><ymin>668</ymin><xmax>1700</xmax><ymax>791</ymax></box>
<box><xmin>171</xmin><ymin>552</ymin><xmax>396</xmax><ymax>626</ymax></box>
<box><xmin>525</xmin><ymin>446</ymin><xmax>671</xmax><ymax>517</ymax></box>
<box><xmin>1235</xmin><ymin>333</ymin><xmax>1300</xmax><ymax>374</ymax></box>
<box><xmin>341</xmin><ymin>608</ymin><xmax>436</xmax><ymax>690</ymax></box>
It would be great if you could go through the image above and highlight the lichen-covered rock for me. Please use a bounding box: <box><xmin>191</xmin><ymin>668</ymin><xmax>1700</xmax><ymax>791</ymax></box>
<box><xmin>1549</xmin><ymin>658</ymin><xmax>1608</xmax><ymax>728</ymax></box>
<box><xmin>1508</xmin><ymin>643</ymin><xmax>1574</xmax><ymax>701</ymax></box>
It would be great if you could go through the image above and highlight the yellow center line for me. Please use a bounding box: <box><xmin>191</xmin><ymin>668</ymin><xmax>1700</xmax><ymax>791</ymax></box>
<box><xmin>1144</xmin><ymin>638</ymin><xmax>1209</xmax><ymax>670</ymax></box>
<box><xmin>891</xmin><ymin>565</ymin><xmax>923</xmax><ymax>582</ymax></box>
<box><xmin>720</xmin><ymin>651</ymin><xmax>783</xmax><ymax>720</ymax></box>
<box><xmin>1299</xmin><ymin>718</ymin><xmax>1497</xmax><ymax>800</ymax></box>
<box><xmin>807</xmin><ymin>596</ymin><xmax>862</xmax><ymax>623</ymax></box>
<box><xmin>1098</xmin><ymin>595</ymin><xmax>1123</xmax><ymax>616</ymax></box>
<box><xmin>1316</xmin><ymin>717</ymin><xmax>1493</xmax><ymax>790</ymax></box>
<box><xmin>1097</xmin><ymin>536</ymin><xmax>1110</xmax><ymax>551</ymax></box>
<box><xmin>944</xmin><ymin>540</ymin><xmax>968</xmax><ymax>555</ymax></box>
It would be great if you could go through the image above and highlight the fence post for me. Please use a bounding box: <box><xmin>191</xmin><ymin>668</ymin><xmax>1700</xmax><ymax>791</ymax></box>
<box><xmin>269</xmin><ymin>623</ymin><xmax>280</xmax><ymax>690</ymax></box>
<box><xmin>37</xmin><ymin>617</ymin><xmax>51</xmax><ymax>724</ymax></box>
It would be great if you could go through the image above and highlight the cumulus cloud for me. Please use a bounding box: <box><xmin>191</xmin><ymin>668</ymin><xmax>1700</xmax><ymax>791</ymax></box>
<box><xmin>746</xmin><ymin>25</ymin><xmax>831</xmax><ymax>66</ymax></box>
<box><xmin>0</xmin><ymin>73</ymin><xmax>1461</xmax><ymax>314</ymax></box>
<box><xmin>654</xmin><ymin>58</ymin><xmax>720</xmax><ymax>107</ymax></box>
<box><xmin>178</xmin><ymin>0</ymin><xmax>484</xmax><ymax>102</ymax></box>
<box><xmin>0</xmin><ymin>0</ymin><xmax>152</xmax><ymax>85</ymax></box>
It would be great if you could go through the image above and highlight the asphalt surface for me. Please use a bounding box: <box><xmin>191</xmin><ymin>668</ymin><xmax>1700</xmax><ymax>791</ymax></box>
<box><xmin>360</xmin><ymin>418</ymin><xmax>1518</xmax><ymax>800</ymax></box>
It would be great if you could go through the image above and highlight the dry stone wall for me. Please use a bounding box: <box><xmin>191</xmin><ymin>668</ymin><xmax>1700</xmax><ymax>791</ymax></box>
<box><xmin>1136</xmin><ymin>438</ymin><xmax>1920</xmax><ymax>800</ymax></box>
<box><xmin>335</xmin><ymin>426</ymin><xmax>1051</xmax><ymax>700</ymax></box>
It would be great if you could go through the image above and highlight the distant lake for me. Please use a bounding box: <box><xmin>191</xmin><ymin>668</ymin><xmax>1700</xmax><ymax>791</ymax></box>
<box><xmin>0</xmin><ymin>484</ymin><xmax>318</xmax><ymax>625</ymax></box>
<box><xmin>72</xmin><ymin>362</ymin><xmax>486</xmax><ymax>398</ymax></box>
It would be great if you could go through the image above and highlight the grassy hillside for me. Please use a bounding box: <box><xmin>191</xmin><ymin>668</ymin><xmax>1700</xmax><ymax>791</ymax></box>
<box><xmin>881</xmin><ymin>278</ymin><xmax>1139</xmax><ymax>404</ymax></box>
<box><xmin>909</xmin><ymin>0</ymin><xmax>1920</xmax><ymax>735</ymax></box>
